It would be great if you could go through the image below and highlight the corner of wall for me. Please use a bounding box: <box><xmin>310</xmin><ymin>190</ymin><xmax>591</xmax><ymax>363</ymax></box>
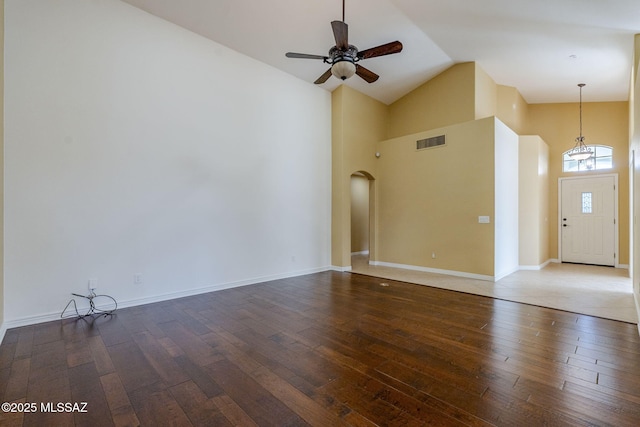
<box><xmin>494</xmin><ymin>119</ymin><xmax>520</xmax><ymax>278</ymax></box>
<box><xmin>474</xmin><ymin>64</ymin><xmax>498</xmax><ymax>120</ymax></box>
<box><xmin>497</xmin><ymin>85</ymin><xmax>530</xmax><ymax>135</ymax></box>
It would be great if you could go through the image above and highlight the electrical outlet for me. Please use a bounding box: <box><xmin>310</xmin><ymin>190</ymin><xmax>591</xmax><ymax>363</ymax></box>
<box><xmin>88</xmin><ymin>278</ymin><xmax>98</xmax><ymax>291</ymax></box>
<box><xmin>134</xmin><ymin>273</ymin><xmax>143</xmax><ymax>284</ymax></box>
<box><xmin>431</xmin><ymin>252</ymin><xmax>436</xmax><ymax>259</ymax></box>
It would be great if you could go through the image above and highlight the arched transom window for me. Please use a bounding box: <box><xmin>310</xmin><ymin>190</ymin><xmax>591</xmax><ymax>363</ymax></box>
<box><xmin>562</xmin><ymin>145</ymin><xmax>613</xmax><ymax>172</ymax></box>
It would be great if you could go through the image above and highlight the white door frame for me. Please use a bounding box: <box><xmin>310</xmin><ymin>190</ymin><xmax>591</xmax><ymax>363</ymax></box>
<box><xmin>558</xmin><ymin>173</ymin><xmax>619</xmax><ymax>267</ymax></box>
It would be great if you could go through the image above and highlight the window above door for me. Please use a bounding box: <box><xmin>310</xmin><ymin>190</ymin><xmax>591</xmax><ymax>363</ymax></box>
<box><xmin>563</xmin><ymin>145</ymin><xmax>613</xmax><ymax>172</ymax></box>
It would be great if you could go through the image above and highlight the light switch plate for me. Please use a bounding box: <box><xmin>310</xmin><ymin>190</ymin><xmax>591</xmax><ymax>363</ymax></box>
<box><xmin>478</xmin><ymin>216</ymin><xmax>490</xmax><ymax>224</ymax></box>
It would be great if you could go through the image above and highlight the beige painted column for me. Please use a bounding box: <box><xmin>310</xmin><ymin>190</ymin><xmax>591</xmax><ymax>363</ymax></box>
<box><xmin>331</xmin><ymin>86</ymin><xmax>388</xmax><ymax>268</ymax></box>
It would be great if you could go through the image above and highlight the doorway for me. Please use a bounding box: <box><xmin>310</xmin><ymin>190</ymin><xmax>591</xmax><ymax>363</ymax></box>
<box><xmin>350</xmin><ymin>172</ymin><xmax>376</xmax><ymax>267</ymax></box>
<box><xmin>559</xmin><ymin>174</ymin><xmax>617</xmax><ymax>266</ymax></box>
<box><xmin>351</xmin><ymin>173</ymin><xmax>370</xmax><ymax>261</ymax></box>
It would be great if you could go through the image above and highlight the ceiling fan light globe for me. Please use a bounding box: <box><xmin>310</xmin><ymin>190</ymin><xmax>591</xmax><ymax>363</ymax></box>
<box><xmin>331</xmin><ymin>59</ymin><xmax>356</xmax><ymax>80</ymax></box>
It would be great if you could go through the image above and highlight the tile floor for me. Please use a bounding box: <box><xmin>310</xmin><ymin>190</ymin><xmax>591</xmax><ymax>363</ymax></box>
<box><xmin>350</xmin><ymin>255</ymin><xmax>639</xmax><ymax>324</ymax></box>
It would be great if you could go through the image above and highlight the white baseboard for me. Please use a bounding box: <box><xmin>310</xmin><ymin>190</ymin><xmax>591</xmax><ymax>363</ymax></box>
<box><xmin>0</xmin><ymin>266</ymin><xmax>334</xmax><ymax>342</ymax></box>
<box><xmin>518</xmin><ymin>265</ymin><xmax>541</xmax><ymax>271</ymax></box>
<box><xmin>519</xmin><ymin>259</ymin><xmax>553</xmax><ymax>271</ymax></box>
<box><xmin>370</xmin><ymin>260</ymin><xmax>495</xmax><ymax>282</ymax></box>
<box><xmin>634</xmin><ymin>292</ymin><xmax>640</xmax><ymax>337</ymax></box>
<box><xmin>351</xmin><ymin>250</ymin><xmax>369</xmax><ymax>256</ymax></box>
<box><xmin>0</xmin><ymin>311</ymin><xmax>63</xmax><ymax>344</ymax></box>
<box><xmin>365</xmin><ymin>258</ymin><xmax>631</xmax><ymax>283</ymax></box>
<box><xmin>331</xmin><ymin>265</ymin><xmax>352</xmax><ymax>272</ymax></box>
<box><xmin>494</xmin><ymin>266</ymin><xmax>520</xmax><ymax>281</ymax></box>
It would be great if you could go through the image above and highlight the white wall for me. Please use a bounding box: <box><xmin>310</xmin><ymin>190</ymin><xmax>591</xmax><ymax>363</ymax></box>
<box><xmin>4</xmin><ymin>0</ymin><xmax>331</xmax><ymax>325</ymax></box>
<box><xmin>494</xmin><ymin>119</ymin><xmax>519</xmax><ymax>279</ymax></box>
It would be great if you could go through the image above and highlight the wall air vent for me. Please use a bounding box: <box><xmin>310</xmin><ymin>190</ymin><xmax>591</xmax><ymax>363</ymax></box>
<box><xmin>416</xmin><ymin>135</ymin><xmax>445</xmax><ymax>150</ymax></box>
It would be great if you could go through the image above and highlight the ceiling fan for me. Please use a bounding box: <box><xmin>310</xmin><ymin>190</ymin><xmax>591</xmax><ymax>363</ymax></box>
<box><xmin>285</xmin><ymin>0</ymin><xmax>403</xmax><ymax>84</ymax></box>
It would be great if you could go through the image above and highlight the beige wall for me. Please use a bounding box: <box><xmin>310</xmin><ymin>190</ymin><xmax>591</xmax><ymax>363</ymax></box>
<box><xmin>519</xmin><ymin>136</ymin><xmax>550</xmax><ymax>267</ymax></box>
<box><xmin>331</xmin><ymin>85</ymin><xmax>388</xmax><ymax>267</ymax></box>
<box><xmin>497</xmin><ymin>85</ymin><xmax>529</xmax><ymax>135</ymax></box>
<box><xmin>350</xmin><ymin>174</ymin><xmax>369</xmax><ymax>253</ymax></box>
<box><xmin>332</xmin><ymin>63</ymin><xmax>543</xmax><ymax>276</ymax></box>
<box><xmin>387</xmin><ymin>62</ymin><xmax>476</xmax><ymax>139</ymax></box>
<box><xmin>376</xmin><ymin>118</ymin><xmax>496</xmax><ymax>276</ymax></box>
<box><xmin>333</xmin><ymin>63</ymin><xmax>483</xmax><ymax>268</ymax></box>
<box><xmin>332</xmin><ymin>59</ymin><xmax>630</xmax><ymax>283</ymax></box>
<box><xmin>475</xmin><ymin>65</ymin><xmax>498</xmax><ymax>120</ymax></box>
<box><xmin>525</xmin><ymin>101</ymin><xmax>629</xmax><ymax>263</ymax></box>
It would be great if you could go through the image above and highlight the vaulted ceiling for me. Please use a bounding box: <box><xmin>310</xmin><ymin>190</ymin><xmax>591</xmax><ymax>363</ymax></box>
<box><xmin>121</xmin><ymin>0</ymin><xmax>640</xmax><ymax>105</ymax></box>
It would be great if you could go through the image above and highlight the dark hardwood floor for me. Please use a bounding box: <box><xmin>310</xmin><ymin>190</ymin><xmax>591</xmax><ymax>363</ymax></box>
<box><xmin>1</xmin><ymin>271</ymin><xmax>640</xmax><ymax>426</ymax></box>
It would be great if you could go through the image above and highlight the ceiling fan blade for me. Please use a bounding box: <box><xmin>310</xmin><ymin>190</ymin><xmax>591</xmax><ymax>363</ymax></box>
<box><xmin>355</xmin><ymin>64</ymin><xmax>379</xmax><ymax>83</ymax></box>
<box><xmin>357</xmin><ymin>41</ymin><xmax>403</xmax><ymax>60</ymax></box>
<box><xmin>331</xmin><ymin>20</ymin><xmax>349</xmax><ymax>50</ymax></box>
<box><xmin>314</xmin><ymin>68</ymin><xmax>333</xmax><ymax>84</ymax></box>
<box><xmin>286</xmin><ymin>52</ymin><xmax>329</xmax><ymax>60</ymax></box>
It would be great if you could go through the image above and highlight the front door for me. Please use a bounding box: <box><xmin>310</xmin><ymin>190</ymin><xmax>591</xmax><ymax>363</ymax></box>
<box><xmin>560</xmin><ymin>175</ymin><xmax>616</xmax><ymax>266</ymax></box>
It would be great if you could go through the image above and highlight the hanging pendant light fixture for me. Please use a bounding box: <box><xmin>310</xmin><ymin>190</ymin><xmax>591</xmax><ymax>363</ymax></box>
<box><xmin>567</xmin><ymin>83</ymin><xmax>593</xmax><ymax>161</ymax></box>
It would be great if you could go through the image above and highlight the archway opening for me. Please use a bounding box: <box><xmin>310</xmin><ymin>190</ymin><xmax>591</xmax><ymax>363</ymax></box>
<box><xmin>350</xmin><ymin>171</ymin><xmax>375</xmax><ymax>268</ymax></box>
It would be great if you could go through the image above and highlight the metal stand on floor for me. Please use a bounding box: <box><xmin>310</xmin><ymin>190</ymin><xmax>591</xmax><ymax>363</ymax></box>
<box><xmin>61</xmin><ymin>290</ymin><xmax>118</xmax><ymax>319</ymax></box>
